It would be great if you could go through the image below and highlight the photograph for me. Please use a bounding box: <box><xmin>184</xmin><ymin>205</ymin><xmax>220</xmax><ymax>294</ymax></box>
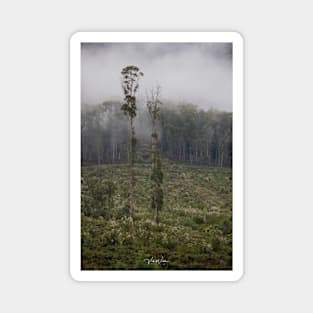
<box><xmin>70</xmin><ymin>32</ymin><xmax>243</xmax><ymax>281</ymax></box>
<box><xmin>3</xmin><ymin>0</ymin><xmax>313</xmax><ymax>310</ymax></box>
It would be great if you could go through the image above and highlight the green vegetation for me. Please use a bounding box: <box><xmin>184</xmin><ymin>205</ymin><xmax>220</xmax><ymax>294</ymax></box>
<box><xmin>146</xmin><ymin>86</ymin><xmax>163</xmax><ymax>224</ymax></box>
<box><xmin>120</xmin><ymin>65</ymin><xmax>144</xmax><ymax>219</ymax></box>
<box><xmin>81</xmin><ymin>65</ymin><xmax>232</xmax><ymax>270</ymax></box>
<box><xmin>81</xmin><ymin>160</ymin><xmax>232</xmax><ymax>270</ymax></box>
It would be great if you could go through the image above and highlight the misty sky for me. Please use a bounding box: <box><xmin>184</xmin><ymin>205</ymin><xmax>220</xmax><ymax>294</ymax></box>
<box><xmin>81</xmin><ymin>42</ymin><xmax>232</xmax><ymax>111</ymax></box>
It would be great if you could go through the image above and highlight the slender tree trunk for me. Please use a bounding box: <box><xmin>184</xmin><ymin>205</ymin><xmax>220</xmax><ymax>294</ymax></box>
<box><xmin>207</xmin><ymin>140</ymin><xmax>211</xmax><ymax>166</ymax></box>
<box><xmin>129</xmin><ymin>117</ymin><xmax>135</xmax><ymax>219</ymax></box>
<box><xmin>97</xmin><ymin>144</ymin><xmax>101</xmax><ymax>168</ymax></box>
<box><xmin>112</xmin><ymin>143</ymin><xmax>115</xmax><ymax>162</ymax></box>
<box><xmin>146</xmin><ymin>87</ymin><xmax>163</xmax><ymax>225</ymax></box>
<box><xmin>151</xmin><ymin>116</ymin><xmax>158</xmax><ymax>224</ymax></box>
<box><xmin>215</xmin><ymin>148</ymin><xmax>219</xmax><ymax>166</ymax></box>
<box><xmin>153</xmin><ymin>198</ymin><xmax>158</xmax><ymax>224</ymax></box>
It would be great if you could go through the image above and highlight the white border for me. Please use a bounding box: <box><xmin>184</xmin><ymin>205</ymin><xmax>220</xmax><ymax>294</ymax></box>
<box><xmin>70</xmin><ymin>32</ymin><xmax>243</xmax><ymax>282</ymax></box>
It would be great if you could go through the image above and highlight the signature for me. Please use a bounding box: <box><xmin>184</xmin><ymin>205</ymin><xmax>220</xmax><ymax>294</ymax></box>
<box><xmin>144</xmin><ymin>256</ymin><xmax>169</xmax><ymax>265</ymax></box>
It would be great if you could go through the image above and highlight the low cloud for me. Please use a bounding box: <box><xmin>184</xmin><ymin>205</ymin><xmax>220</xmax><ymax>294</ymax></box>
<box><xmin>82</xmin><ymin>43</ymin><xmax>232</xmax><ymax>111</ymax></box>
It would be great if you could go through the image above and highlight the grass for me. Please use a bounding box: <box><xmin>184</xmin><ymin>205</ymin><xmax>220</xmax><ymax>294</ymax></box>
<box><xmin>81</xmin><ymin>160</ymin><xmax>232</xmax><ymax>270</ymax></box>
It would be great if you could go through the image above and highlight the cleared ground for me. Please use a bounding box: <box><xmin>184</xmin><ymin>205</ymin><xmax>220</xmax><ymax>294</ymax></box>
<box><xmin>81</xmin><ymin>161</ymin><xmax>232</xmax><ymax>270</ymax></box>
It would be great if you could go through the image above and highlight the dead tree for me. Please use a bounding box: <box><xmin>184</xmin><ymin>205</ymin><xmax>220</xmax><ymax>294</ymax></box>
<box><xmin>146</xmin><ymin>86</ymin><xmax>163</xmax><ymax>224</ymax></box>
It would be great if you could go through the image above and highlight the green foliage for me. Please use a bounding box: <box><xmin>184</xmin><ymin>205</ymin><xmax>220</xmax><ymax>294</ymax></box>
<box><xmin>81</xmin><ymin>175</ymin><xmax>116</xmax><ymax>219</ymax></box>
<box><xmin>121</xmin><ymin>66</ymin><xmax>144</xmax><ymax>119</ymax></box>
<box><xmin>120</xmin><ymin>65</ymin><xmax>144</xmax><ymax>217</ymax></box>
<box><xmin>146</xmin><ymin>87</ymin><xmax>164</xmax><ymax>222</ymax></box>
<box><xmin>81</xmin><ymin>163</ymin><xmax>232</xmax><ymax>270</ymax></box>
<box><xmin>151</xmin><ymin>153</ymin><xmax>163</xmax><ymax>212</ymax></box>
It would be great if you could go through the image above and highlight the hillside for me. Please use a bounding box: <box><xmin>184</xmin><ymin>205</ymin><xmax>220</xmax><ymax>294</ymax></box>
<box><xmin>81</xmin><ymin>161</ymin><xmax>232</xmax><ymax>270</ymax></box>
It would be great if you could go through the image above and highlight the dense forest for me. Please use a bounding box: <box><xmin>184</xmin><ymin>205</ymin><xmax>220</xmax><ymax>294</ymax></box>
<box><xmin>81</xmin><ymin>101</ymin><xmax>232</xmax><ymax>167</ymax></box>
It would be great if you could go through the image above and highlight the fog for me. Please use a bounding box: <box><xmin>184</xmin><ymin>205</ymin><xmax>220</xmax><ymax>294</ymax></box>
<box><xmin>81</xmin><ymin>43</ymin><xmax>232</xmax><ymax>111</ymax></box>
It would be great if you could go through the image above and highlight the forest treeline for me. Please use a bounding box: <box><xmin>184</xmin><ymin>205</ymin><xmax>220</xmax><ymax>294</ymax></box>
<box><xmin>81</xmin><ymin>101</ymin><xmax>232</xmax><ymax>167</ymax></box>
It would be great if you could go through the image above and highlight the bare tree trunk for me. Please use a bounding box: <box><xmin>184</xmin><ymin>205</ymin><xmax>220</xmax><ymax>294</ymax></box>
<box><xmin>216</xmin><ymin>148</ymin><xmax>218</xmax><ymax>166</ymax></box>
<box><xmin>151</xmin><ymin>116</ymin><xmax>158</xmax><ymax>224</ymax></box>
<box><xmin>151</xmin><ymin>118</ymin><xmax>157</xmax><ymax>169</ymax></box>
<box><xmin>129</xmin><ymin>117</ymin><xmax>135</xmax><ymax>219</ymax></box>
<box><xmin>112</xmin><ymin>143</ymin><xmax>115</xmax><ymax>162</ymax></box>
<box><xmin>207</xmin><ymin>140</ymin><xmax>211</xmax><ymax>166</ymax></box>
<box><xmin>97</xmin><ymin>144</ymin><xmax>101</xmax><ymax>168</ymax></box>
<box><xmin>153</xmin><ymin>201</ymin><xmax>158</xmax><ymax>224</ymax></box>
<box><xmin>146</xmin><ymin>86</ymin><xmax>163</xmax><ymax>225</ymax></box>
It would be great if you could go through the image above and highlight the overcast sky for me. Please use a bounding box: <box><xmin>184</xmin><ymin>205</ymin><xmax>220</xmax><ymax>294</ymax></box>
<box><xmin>81</xmin><ymin>42</ymin><xmax>232</xmax><ymax>111</ymax></box>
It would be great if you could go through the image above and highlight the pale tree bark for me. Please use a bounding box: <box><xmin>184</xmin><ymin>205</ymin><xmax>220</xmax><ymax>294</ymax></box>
<box><xmin>146</xmin><ymin>86</ymin><xmax>163</xmax><ymax>224</ymax></box>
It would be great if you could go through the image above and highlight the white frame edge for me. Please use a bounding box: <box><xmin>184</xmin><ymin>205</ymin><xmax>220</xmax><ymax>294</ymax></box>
<box><xmin>70</xmin><ymin>32</ymin><xmax>244</xmax><ymax>282</ymax></box>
